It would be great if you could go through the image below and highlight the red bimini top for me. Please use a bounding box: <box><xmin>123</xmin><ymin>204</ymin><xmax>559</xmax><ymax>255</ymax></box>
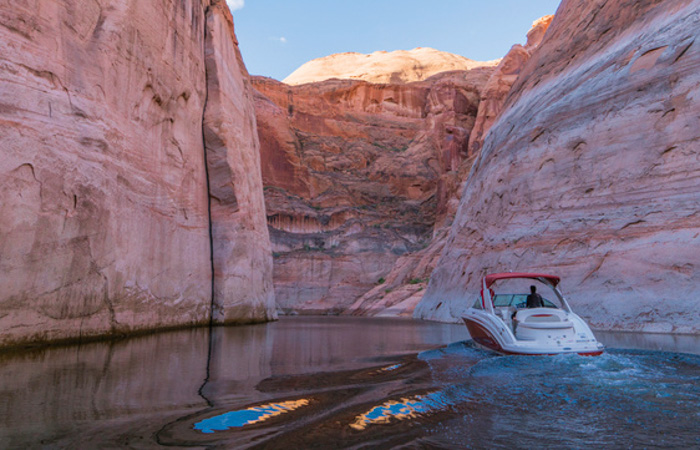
<box><xmin>484</xmin><ymin>272</ymin><xmax>561</xmax><ymax>288</ymax></box>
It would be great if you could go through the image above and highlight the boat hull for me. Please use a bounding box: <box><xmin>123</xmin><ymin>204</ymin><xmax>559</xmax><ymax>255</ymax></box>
<box><xmin>463</xmin><ymin>315</ymin><xmax>603</xmax><ymax>357</ymax></box>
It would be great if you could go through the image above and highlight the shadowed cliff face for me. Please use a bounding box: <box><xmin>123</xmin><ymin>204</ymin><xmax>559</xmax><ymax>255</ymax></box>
<box><xmin>0</xmin><ymin>0</ymin><xmax>275</xmax><ymax>347</ymax></box>
<box><xmin>253</xmin><ymin>69</ymin><xmax>494</xmax><ymax>314</ymax></box>
<box><xmin>416</xmin><ymin>0</ymin><xmax>700</xmax><ymax>333</ymax></box>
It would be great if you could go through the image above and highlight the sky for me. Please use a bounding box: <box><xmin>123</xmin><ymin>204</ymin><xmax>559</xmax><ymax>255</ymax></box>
<box><xmin>227</xmin><ymin>0</ymin><xmax>561</xmax><ymax>81</ymax></box>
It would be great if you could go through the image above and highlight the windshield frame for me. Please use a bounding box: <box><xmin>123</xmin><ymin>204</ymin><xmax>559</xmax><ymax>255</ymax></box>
<box><xmin>478</xmin><ymin>276</ymin><xmax>573</xmax><ymax>313</ymax></box>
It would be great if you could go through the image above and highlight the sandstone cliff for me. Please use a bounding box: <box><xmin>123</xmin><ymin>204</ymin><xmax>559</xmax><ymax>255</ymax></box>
<box><xmin>283</xmin><ymin>47</ymin><xmax>499</xmax><ymax>85</ymax></box>
<box><xmin>0</xmin><ymin>0</ymin><xmax>275</xmax><ymax>347</ymax></box>
<box><xmin>467</xmin><ymin>15</ymin><xmax>553</xmax><ymax>156</ymax></box>
<box><xmin>336</xmin><ymin>19</ymin><xmax>557</xmax><ymax>317</ymax></box>
<box><xmin>203</xmin><ymin>3</ymin><xmax>277</xmax><ymax>323</ymax></box>
<box><xmin>415</xmin><ymin>0</ymin><xmax>700</xmax><ymax>333</ymax></box>
<box><xmin>253</xmin><ymin>68</ymin><xmax>494</xmax><ymax>314</ymax></box>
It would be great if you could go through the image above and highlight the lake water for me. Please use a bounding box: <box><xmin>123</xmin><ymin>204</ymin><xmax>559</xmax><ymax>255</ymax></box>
<box><xmin>0</xmin><ymin>317</ymin><xmax>698</xmax><ymax>448</ymax></box>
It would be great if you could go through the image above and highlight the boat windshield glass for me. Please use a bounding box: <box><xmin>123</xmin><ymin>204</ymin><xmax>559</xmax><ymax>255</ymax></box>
<box><xmin>493</xmin><ymin>294</ymin><xmax>557</xmax><ymax>309</ymax></box>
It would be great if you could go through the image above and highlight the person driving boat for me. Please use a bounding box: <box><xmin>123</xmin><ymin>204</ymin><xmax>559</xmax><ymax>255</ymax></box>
<box><xmin>526</xmin><ymin>285</ymin><xmax>545</xmax><ymax>308</ymax></box>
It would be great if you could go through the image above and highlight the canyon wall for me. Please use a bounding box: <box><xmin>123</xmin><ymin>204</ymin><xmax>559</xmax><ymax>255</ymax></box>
<box><xmin>203</xmin><ymin>3</ymin><xmax>277</xmax><ymax>323</ymax></box>
<box><xmin>415</xmin><ymin>0</ymin><xmax>700</xmax><ymax>333</ymax></box>
<box><xmin>346</xmin><ymin>17</ymin><xmax>554</xmax><ymax>318</ymax></box>
<box><xmin>467</xmin><ymin>15</ymin><xmax>553</xmax><ymax>156</ymax></box>
<box><xmin>0</xmin><ymin>0</ymin><xmax>275</xmax><ymax>347</ymax></box>
<box><xmin>253</xmin><ymin>68</ymin><xmax>494</xmax><ymax>314</ymax></box>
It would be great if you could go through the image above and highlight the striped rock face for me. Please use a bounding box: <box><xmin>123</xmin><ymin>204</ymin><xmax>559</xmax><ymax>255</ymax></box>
<box><xmin>416</xmin><ymin>0</ymin><xmax>700</xmax><ymax>334</ymax></box>
<box><xmin>0</xmin><ymin>0</ymin><xmax>275</xmax><ymax>348</ymax></box>
<box><xmin>252</xmin><ymin>68</ymin><xmax>494</xmax><ymax>315</ymax></box>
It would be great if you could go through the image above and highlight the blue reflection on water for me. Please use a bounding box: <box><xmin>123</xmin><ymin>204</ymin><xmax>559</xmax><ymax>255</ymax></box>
<box><xmin>194</xmin><ymin>400</ymin><xmax>309</xmax><ymax>433</ymax></box>
<box><xmin>351</xmin><ymin>390</ymin><xmax>457</xmax><ymax>430</ymax></box>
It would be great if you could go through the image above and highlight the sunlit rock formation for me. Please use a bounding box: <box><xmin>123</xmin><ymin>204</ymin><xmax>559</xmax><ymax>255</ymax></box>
<box><xmin>253</xmin><ymin>67</ymin><xmax>494</xmax><ymax>314</ymax></box>
<box><xmin>467</xmin><ymin>15</ymin><xmax>553</xmax><ymax>156</ymax></box>
<box><xmin>283</xmin><ymin>47</ymin><xmax>499</xmax><ymax>85</ymax></box>
<box><xmin>0</xmin><ymin>0</ymin><xmax>275</xmax><ymax>347</ymax></box>
<box><xmin>415</xmin><ymin>0</ymin><xmax>700</xmax><ymax>333</ymax></box>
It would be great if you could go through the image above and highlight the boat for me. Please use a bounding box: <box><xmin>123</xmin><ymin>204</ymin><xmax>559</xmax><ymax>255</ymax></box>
<box><xmin>462</xmin><ymin>272</ymin><xmax>604</xmax><ymax>356</ymax></box>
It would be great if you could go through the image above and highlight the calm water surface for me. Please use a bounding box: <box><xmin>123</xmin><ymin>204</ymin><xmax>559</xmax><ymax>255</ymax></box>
<box><xmin>0</xmin><ymin>317</ymin><xmax>698</xmax><ymax>448</ymax></box>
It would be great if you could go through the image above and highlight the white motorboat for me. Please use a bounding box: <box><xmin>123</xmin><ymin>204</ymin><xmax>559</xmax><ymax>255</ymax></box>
<box><xmin>463</xmin><ymin>272</ymin><xmax>604</xmax><ymax>356</ymax></box>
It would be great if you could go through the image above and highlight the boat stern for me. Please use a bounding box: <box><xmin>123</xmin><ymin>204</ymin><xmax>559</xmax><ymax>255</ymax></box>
<box><xmin>463</xmin><ymin>308</ymin><xmax>604</xmax><ymax>356</ymax></box>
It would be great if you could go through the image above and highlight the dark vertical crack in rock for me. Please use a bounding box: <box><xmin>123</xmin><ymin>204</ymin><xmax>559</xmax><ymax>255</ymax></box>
<box><xmin>198</xmin><ymin>3</ymin><xmax>215</xmax><ymax>409</ymax></box>
<box><xmin>200</xmin><ymin>5</ymin><xmax>216</xmax><ymax>329</ymax></box>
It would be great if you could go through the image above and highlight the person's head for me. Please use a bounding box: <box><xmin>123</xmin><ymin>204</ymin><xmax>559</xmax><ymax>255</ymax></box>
<box><xmin>530</xmin><ymin>285</ymin><xmax>537</xmax><ymax>293</ymax></box>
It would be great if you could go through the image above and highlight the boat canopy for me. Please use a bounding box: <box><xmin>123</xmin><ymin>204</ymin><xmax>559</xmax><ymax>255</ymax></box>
<box><xmin>484</xmin><ymin>272</ymin><xmax>561</xmax><ymax>288</ymax></box>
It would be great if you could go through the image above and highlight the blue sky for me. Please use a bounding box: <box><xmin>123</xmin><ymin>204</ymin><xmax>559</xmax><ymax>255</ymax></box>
<box><xmin>227</xmin><ymin>0</ymin><xmax>561</xmax><ymax>81</ymax></box>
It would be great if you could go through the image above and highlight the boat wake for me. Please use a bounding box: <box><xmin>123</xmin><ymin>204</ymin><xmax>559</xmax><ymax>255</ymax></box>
<box><xmin>158</xmin><ymin>342</ymin><xmax>700</xmax><ymax>448</ymax></box>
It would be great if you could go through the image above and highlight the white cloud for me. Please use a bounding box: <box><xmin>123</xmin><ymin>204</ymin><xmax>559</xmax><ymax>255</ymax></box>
<box><xmin>269</xmin><ymin>36</ymin><xmax>288</xmax><ymax>44</ymax></box>
<box><xmin>226</xmin><ymin>0</ymin><xmax>244</xmax><ymax>12</ymax></box>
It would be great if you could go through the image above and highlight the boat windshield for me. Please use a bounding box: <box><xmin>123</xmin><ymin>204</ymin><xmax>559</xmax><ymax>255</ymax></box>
<box><xmin>494</xmin><ymin>294</ymin><xmax>557</xmax><ymax>308</ymax></box>
<box><xmin>473</xmin><ymin>294</ymin><xmax>557</xmax><ymax>309</ymax></box>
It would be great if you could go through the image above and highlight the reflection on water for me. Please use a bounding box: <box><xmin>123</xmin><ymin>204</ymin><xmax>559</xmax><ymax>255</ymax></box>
<box><xmin>351</xmin><ymin>395</ymin><xmax>431</xmax><ymax>430</ymax></box>
<box><xmin>350</xmin><ymin>391</ymin><xmax>454</xmax><ymax>431</ymax></box>
<box><xmin>596</xmin><ymin>329</ymin><xmax>700</xmax><ymax>355</ymax></box>
<box><xmin>195</xmin><ymin>399</ymin><xmax>310</xmax><ymax>433</ymax></box>
<box><xmin>0</xmin><ymin>317</ymin><xmax>698</xmax><ymax>448</ymax></box>
<box><xmin>379</xmin><ymin>363</ymin><xmax>402</xmax><ymax>372</ymax></box>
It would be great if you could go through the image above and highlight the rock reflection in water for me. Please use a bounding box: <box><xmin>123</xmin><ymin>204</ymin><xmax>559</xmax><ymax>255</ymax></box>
<box><xmin>0</xmin><ymin>317</ymin><xmax>699</xmax><ymax>448</ymax></box>
<box><xmin>0</xmin><ymin>327</ymin><xmax>211</xmax><ymax>448</ymax></box>
<box><xmin>0</xmin><ymin>317</ymin><xmax>465</xmax><ymax>448</ymax></box>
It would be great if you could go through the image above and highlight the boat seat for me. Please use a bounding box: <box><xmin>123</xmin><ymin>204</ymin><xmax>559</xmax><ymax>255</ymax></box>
<box><xmin>518</xmin><ymin>321</ymin><xmax>573</xmax><ymax>330</ymax></box>
<box><xmin>525</xmin><ymin>314</ymin><xmax>562</xmax><ymax>323</ymax></box>
<box><xmin>515</xmin><ymin>309</ymin><xmax>572</xmax><ymax>330</ymax></box>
